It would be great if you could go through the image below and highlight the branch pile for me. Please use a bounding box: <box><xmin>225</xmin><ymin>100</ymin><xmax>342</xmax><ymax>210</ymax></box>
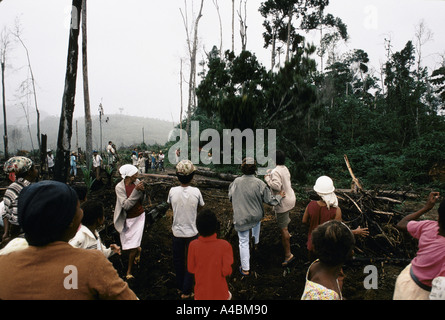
<box><xmin>338</xmin><ymin>155</ymin><xmax>419</xmax><ymax>261</ymax></box>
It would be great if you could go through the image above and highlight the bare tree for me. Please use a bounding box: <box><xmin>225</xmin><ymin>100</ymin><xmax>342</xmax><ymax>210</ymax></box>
<box><xmin>180</xmin><ymin>0</ymin><xmax>204</xmax><ymax>135</ymax></box>
<box><xmin>10</xmin><ymin>127</ymin><xmax>23</xmax><ymax>152</ymax></box>
<box><xmin>414</xmin><ymin>20</ymin><xmax>433</xmax><ymax>74</ymax></box>
<box><xmin>179</xmin><ymin>58</ymin><xmax>184</xmax><ymax>139</ymax></box>
<box><xmin>19</xmin><ymin>101</ymin><xmax>35</xmax><ymax>152</ymax></box>
<box><xmin>12</xmin><ymin>19</ymin><xmax>42</xmax><ymax>155</ymax></box>
<box><xmin>54</xmin><ymin>0</ymin><xmax>83</xmax><ymax>182</ymax></box>
<box><xmin>82</xmin><ymin>0</ymin><xmax>93</xmax><ymax>168</ymax></box>
<box><xmin>0</xmin><ymin>27</ymin><xmax>10</xmax><ymax>159</ymax></box>
<box><xmin>238</xmin><ymin>0</ymin><xmax>248</xmax><ymax>52</ymax></box>
<box><xmin>232</xmin><ymin>0</ymin><xmax>235</xmax><ymax>53</ymax></box>
<box><xmin>212</xmin><ymin>0</ymin><xmax>223</xmax><ymax>57</ymax></box>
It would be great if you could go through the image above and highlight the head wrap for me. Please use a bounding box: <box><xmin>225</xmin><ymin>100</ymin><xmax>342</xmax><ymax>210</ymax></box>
<box><xmin>119</xmin><ymin>164</ymin><xmax>138</xmax><ymax>179</ymax></box>
<box><xmin>313</xmin><ymin>176</ymin><xmax>338</xmax><ymax>210</ymax></box>
<box><xmin>18</xmin><ymin>180</ymin><xmax>79</xmax><ymax>246</ymax></box>
<box><xmin>3</xmin><ymin>156</ymin><xmax>33</xmax><ymax>175</ymax></box>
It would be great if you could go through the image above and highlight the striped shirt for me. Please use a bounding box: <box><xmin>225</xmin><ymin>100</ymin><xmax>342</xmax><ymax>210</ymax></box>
<box><xmin>2</xmin><ymin>178</ymin><xmax>31</xmax><ymax>225</ymax></box>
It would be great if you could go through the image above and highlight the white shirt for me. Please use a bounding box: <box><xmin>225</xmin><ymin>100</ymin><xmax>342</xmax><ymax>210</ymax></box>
<box><xmin>47</xmin><ymin>154</ymin><xmax>54</xmax><ymax>168</ymax></box>
<box><xmin>69</xmin><ymin>225</ymin><xmax>114</xmax><ymax>258</ymax></box>
<box><xmin>92</xmin><ymin>154</ymin><xmax>102</xmax><ymax>167</ymax></box>
<box><xmin>167</xmin><ymin>186</ymin><xmax>204</xmax><ymax>238</ymax></box>
<box><xmin>131</xmin><ymin>154</ymin><xmax>138</xmax><ymax>166</ymax></box>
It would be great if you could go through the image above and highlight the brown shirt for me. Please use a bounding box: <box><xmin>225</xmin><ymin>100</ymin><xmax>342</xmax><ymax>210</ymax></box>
<box><xmin>0</xmin><ymin>241</ymin><xmax>138</xmax><ymax>300</ymax></box>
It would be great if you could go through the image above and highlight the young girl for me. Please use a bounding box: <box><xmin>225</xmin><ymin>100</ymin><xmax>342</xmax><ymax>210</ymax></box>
<box><xmin>70</xmin><ymin>200</ymin><xmax>121</xmax><ymax>258</ymax></box>
<box><xmin>301</xmin><ymin>220</ymin><xmax>355</xmax><ymax>300</ymax></box>
<box><xmin>188</xmin><ymin>209</ymin><xmax>233</xmax><ymax>300</ymax></box>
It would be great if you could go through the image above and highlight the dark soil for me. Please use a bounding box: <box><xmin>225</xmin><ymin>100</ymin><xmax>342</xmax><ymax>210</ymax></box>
<box><xmin>0</xmin><ymin>169</ymin><xmax>415</xmax><ymax>300</ymax></box>
<box><xmin>88</xmin><ymin>169</ymin><xmax>413</xmax><ymax>301</ymax></box>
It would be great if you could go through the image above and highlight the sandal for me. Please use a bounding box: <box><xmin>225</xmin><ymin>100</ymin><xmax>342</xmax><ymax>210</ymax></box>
<box><xmin>181</xmin><ymin>292</ymin><xmax>195</xmax><ymax>299</ymax></box>
<box><xmin>125</xmin><ymin>274</ymin><xmax>135</xmax><ymax>280</ymax></box>
<box><xmin>281</xmin><ymin>254</ymin><xmax>295</xmax><ymax>267</ymax></box>
<box><xmin>239</xmin><ymin>266</ymin><xmax>250</xmax><ymax>276</ymax></box>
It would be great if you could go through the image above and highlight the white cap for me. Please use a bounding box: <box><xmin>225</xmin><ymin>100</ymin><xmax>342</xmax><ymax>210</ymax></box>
<box><xmin>313</xmin><ymin>176</ymin><xmax>335</xmax><ymax>194</ymax></box>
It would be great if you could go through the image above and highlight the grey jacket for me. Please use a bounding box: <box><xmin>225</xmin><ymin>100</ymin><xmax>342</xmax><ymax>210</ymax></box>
<box><xmin>229</xmin><ymin>175</ymin><xmax>282</xmax><ymax>232</ymax></box>
<box><xmin>113</xmin><ymin>179</ymin><xmax>145</xmax><ymax>233</ymax></box>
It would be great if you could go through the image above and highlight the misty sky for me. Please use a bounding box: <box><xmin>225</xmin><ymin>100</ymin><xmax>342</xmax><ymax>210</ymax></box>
<box><xmin>0</xmin><ymin>0</ymin><xmax>444</xmax><ymax>126</ymax></box>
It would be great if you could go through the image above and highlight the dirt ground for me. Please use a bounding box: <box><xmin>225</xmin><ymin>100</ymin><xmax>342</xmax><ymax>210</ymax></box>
<box><xmin>0</xmin><ymin>168</ymin><xmax>416</xmax><ymax>300</ymax></box>
<box><xmin>89</xmin><ymin>169</ymin><xmax>414</xmax><ymax>301</ymax></box>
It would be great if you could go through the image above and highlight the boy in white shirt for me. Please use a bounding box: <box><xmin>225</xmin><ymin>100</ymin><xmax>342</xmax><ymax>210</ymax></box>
<box><xmin>70</xmin><ymin>200</ymin><xmax>121</xmax><ymax>258</ymax></box>
<box><xmin>167</xmin><ymin>160</ymin><xmax>204</xmax><ymax>299</ymax></box>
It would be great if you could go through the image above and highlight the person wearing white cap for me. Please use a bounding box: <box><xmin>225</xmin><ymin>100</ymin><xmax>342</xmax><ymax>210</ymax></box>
<box><xmin>167</xmin><ymin>159</ymin><xmax>204</xmax><ymax>299</ymax></box>
<box><xmin>113</xmin><ymin>164</ymin><xmax>146</xmax><ymax>280</ymax></box>
<box><xmin>302</xmin><ymin>176</ymin><xmax>368</xmax><ymax>261</ymax></box>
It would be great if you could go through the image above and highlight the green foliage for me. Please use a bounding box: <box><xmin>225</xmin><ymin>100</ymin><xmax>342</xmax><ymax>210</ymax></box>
<box><xmin>166</xmin><ymin>3</ymin><xmax>445</xmax><ymax>192</ymax></box>
<box><xmin>80</xmin><ymin>163</ymin><xmax>95</xmax><ymax>195</ymax></box>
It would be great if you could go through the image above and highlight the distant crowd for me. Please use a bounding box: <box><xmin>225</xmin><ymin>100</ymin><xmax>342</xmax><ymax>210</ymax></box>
<box><xmin>0</xmin><ymin>148</ymin><xmax>444</xmax><ymax>300</ymax></box>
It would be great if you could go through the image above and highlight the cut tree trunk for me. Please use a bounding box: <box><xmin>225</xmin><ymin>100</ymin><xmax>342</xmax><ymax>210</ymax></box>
<box><xmin>54</xmin><ymin>0</ymin><xmax>82</xmax><ymax>182</ymax></box>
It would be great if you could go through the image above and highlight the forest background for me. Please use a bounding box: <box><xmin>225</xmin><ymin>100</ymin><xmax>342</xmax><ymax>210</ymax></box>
<box><xmin>0</xmin><ymin>0</ymin><xmax>444</xmax><ymax>190</ymax></box>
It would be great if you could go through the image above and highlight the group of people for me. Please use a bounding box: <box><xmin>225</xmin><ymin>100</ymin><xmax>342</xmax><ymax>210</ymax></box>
<box><xmin>0</xmin><ymin>149</ymin><xmax>444</xmax><ymax>301</ymax></box>
<box><xmin>131</xmin><ymin>149</ymin><xmax>165</xmax><ymax>174</ymax></box>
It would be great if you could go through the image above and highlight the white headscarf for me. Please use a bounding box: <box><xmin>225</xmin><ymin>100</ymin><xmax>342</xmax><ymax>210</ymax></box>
<box><xmin>119</xmin><ymin>164</ymin><xmax>138</xmax><ymax>179</ymax></box>
<box><xmin>313</xmin><ymin>176</ymin><xmax>338</xmax><ymax>210</ymax></box>
<box><xmin>317</xmin><ymin>192</ymin><xmax>338</xmax><ymax>210</ymax></box>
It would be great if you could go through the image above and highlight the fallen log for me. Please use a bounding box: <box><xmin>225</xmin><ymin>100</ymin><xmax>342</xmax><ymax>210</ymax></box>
<box><xmin>141</xmin><ymin>172</ymin><xmax>232</xmax><ymax>189</ymax></box>
<box><xmin>145</xmin><ymin>202</ymin><xmax>169</xmax><ymax>225</ymax></box>
<box><xmin>195</xmin><ymin>167</ymin><xmax>239</xmax><ymax>181</ymax></box>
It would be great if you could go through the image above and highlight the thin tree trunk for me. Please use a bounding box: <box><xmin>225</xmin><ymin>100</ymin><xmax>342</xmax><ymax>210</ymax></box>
<box><xmin>1</xmin><ymin>29</ymin><xmax>10</xmax><ymax>160</ymax></box>
<box><xmin>285</xmin><ymin>6</ymin><xmax>293</xmax><ymax>63</ymax></box>
<box><xmin>82</xmin><ymin>0</ymin><xmax>93</xmax><ymax>168</ymax></box>
<box><xmin>1</xmin><ymin>61</ymin><xmax>7</xmax><ymax>159</ymax></box>
<box><xmin>232</xmin><ymin>0</ymin><xmax>235</xmax><ymax>53</ymax></box>
<box><xmin>179</xmin><ymin>59</ymin><xmax>184</xmax><ymax>140</ymax></box>
<box><xmin>16</xmin><ymin>38</ymin><xmax>41</xmax><ymax>154</ymax></box>
<box><xmin>54</xmin><ymin>0</ymin><xmax>82</xmax><ymax>182</ymax></box>
<box><xmin>182</xmin><ymin>0</ymin><xmax>204</xmax><ymax>135</ymax></box>
<box><xmin>213</xmin><ymin>0</ymin><xmax>223</xmax><ymax>57</ymax></box>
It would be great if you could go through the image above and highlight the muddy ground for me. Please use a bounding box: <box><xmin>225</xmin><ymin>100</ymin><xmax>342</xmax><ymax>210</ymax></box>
<box><xmin>0</xmin><ymin>168</ymin><xmax>419</xmax><ymax>300</ymax></box>
<box><xmin>89</xmin><ymin>169</ymin><xmax>418</xmax><ymax>301</ymax></box>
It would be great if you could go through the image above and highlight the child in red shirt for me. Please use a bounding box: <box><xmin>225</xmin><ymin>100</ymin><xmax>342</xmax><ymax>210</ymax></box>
<box><xmin>187</xmin><ymin>209</ymin><xmax>233</xmax><ymax>300</ymax></box>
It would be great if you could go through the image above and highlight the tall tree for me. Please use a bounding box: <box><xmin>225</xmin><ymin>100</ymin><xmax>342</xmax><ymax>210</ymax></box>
<box><xmin>13</xmin><ymin>20</ymin><xmax>42</xmax><ymax>156</ymax></box>
<box><xmin>384</xmin><ymin>41</ymin><xmax>426</xmax><ymax>147</ymax></box>
<box><xmin>0</xmin><ymin>27</ymin><xmax>10</xmax><ymax>159</ymax></box>
<box><xmin>260</xmin><ymin>0</ymin><xmax>329</xmax><ymax>68</ymax></box>
<box><xmin>54</xmin><ymin>0</ymin><xmax>82</xmax><ymax>182</ymax></box>
<box><xmin>180</xmin><ymin>0</ymin><xmax>205</xmax><ymax>135</ymax></box>
<box><xmin>82</xmin><ymin>0</ymin><xmax>93</xmax><ymax>168</ymax></box>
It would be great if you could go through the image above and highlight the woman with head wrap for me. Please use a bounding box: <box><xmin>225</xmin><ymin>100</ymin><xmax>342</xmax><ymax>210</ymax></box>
<box><xmin>0</xmin><ymin>180</ymin><xmax>138</xmax><ymax>300</ymax></box>
<box><xmin>229</xmin><ymin>157</ymin><xmax>284</xmax><ymax>276</ymax></box>
<box><xmin>1</xmin><ymin>156</ymin><xmax>38</xmax><ymax>246</ymax></box>
<box><xmin>113</xmin><ymin>164</ymin><xmax>146</xmax><ymax>280</ymax></box>
<box><xmin>302</xmin><ymin>176</ymin><xmax>368</xmax><ymax>261</ymax></box>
